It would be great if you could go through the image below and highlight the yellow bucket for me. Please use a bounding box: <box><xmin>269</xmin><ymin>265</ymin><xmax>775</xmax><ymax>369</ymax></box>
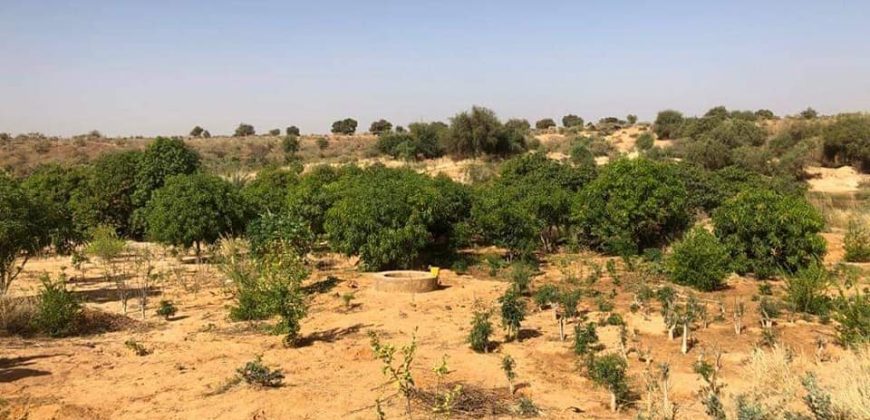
<box><xmin>429</xmin><ymin>266</ymin><xmax>440</xmax><ymax>278</ymax></box>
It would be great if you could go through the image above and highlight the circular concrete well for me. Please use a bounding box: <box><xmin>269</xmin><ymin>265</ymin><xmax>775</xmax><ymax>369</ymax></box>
<box><xmin>372</xmin><ymin>270</ymin><xmax>439</xmax><ymax>293</ymax></box>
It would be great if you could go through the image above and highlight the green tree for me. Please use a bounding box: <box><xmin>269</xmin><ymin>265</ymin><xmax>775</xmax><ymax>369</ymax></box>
<box><xmin>286</xmin><ymin>126</ymin><xmax>300</xmax><ymax>136</ymax></box>
<box><xmin>145</xmin><ymin>174</ymin><xmax>249</xmax><ymax>257</ymax></box>
<box><xmin>133</xmin><ymin>136</ymin><xmax>200</xmax><ymax>209</ymax></box>
<box><xmin>281</xmin><ymin>134</ymin><xmax>300</xmax><ymax>158</ymax></box>
<box><xmin>246</xmin><ymin>212</ymin><xmax>314</xmax><ymax>259</ymax></box>
<box><xmin>844</xmin><ymin>218</ymin><xmax>870</xmax><ymax>262</ymax></box>
<box><xmin>667</xmin><ymin>227</ymin><xmax>730</xmax><ymax>291</ymax></box>
<box><xmin>0</xmin><ymin>174</ymin><xmax>50</xmax><ymax>295</ymax></box>
<box><xmin>535</xmin><ymin>118</ymin><xmax>556</xmax><ymax>130</ymax></box>
<box><xmin>331</xmin><ymin>118</ymin><xmax>358</xmax><ymax>135</ymax></box>
<box><xmin>234</xmin><ymin>123</ymin><xmax>255</xmax><ymax>137</ymax></box>
<box><xmin>505</xmin><ymin>118</ymin><xmax>531</xmax><ymax>133</ymax></box>
<box><xmin>635</xmin><ymin>132</ymin><xmax>654</xmax><ymax>150</ymax></box>
<box><xmin>442</xmin><ymin>106</ymin><xmax>526</xmax><ymax>158</ymax></box>
<box><xmin>499</xmin><ymin>288</ymin><xmax>526</xmax><ymax>341</ymax></box>
<box><xmin>713</xmin><ymin>189</ymin><xmax>826</xmax><ymax>278</ymax></box>
<box><xmin>654</xmin><ymin>110</ymin><xmax>684</xmax><ymax>139</ymax></box>
<box><xmin>800</xmin><ymin>107</ymin><xmax>818</xmax><ymax>119</ymax></box>
<box><xmin>587</xmin><ymin>354</ymin><xmax>630</xmax><ymax>412</ymax></box>
<box><xmin>22</xmin><ymin>164</ymin><xmax>88</xmax><ymax>253</ymax></box>
<box><xmin>626</xmin><ymin>114</ymin><xmax>638</xmax><ymax>125</ymax></box>
<box><xmin>369</xmin><ymin>119</ymin><xmax>393</xmax><ymax>135</ymax></box>
<box><xmin>572</xmin><ymin>158</ymin><xmax>692</xmax><ymax>254</ymax></box>
<box><xmin>562</xmin><ymin>114</ymin><xmax>584</xmax><ymax>128</ymax></box>
<box><xmin>821</xmin><ymin>114</ymin><xmax>870</xmax><ymax>171</ymax></box>
<box><xmin>242</xmin><ymin>166</ymin><xmax>298</xmax><ymax>214</ymax></box>
<box><xmin>190</xmin><ymin>126</ymin><xmax>204</xmax><ymax>137</ymax></box>
<box><xmin>755</xmin><ymin>109</ymin><xmax>776</xmax><ymax>120</ymax></box>
<box><xmin>69</xmin><ymin>151</ymin><xmax>142</xmax><ymax>236</ymax></box>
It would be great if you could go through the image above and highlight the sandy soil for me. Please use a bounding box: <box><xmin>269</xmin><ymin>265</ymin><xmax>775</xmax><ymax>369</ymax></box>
<box><xmin>806</xmin><ymin>166</ymin><xmax>869</xmax><ymax>194</ymax></box>
<box><xmin>1</xmin><ymin>243</ymin><xmax>858</xmax><ymax>420</ymax></box>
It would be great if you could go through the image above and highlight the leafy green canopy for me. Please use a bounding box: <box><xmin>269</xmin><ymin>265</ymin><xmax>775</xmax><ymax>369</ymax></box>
<box><xmin>323</xmin><ymin>166</ymin><xmax>471</xmax><ymax>270</ymax></box>
<box><xmin>69</xmin><ymin>151</ymin><xmax>142</xmax><ymax>237</ymax></box>
<box><xmin>713</xmin><ymin>188</ymin><xmax>826</xmax><ymax>278</ymax></box>
<box><xmin>442</xmin><ymin>106</ymin><xmax>526</xmax><ymax>158</ymax></box>
<box><xmin>21</xmin><ymin>164</ymin><xmax>88</xmax><ymax>253</ymax></box>
<box><xmin>572</xmin><ymin>158</ymin><xmax>692</xmax><ymax>254</ymax></box>
<box><xmin>145</xmin><ymin>173</ymin><xmax>250</xmax><ymax>251</ymax></box>
<box><xmin>667</xmin><ymin>227</ymin><xmax>731</xmax><ymax>291</ymax></box>
<box><xmin>0</xmin><ymin>174</ymin><xmax>50</xmax><ymax>295</ymax></box>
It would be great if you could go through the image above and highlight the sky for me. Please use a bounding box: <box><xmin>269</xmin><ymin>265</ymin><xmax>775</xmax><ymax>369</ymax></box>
<box><xmin>1</xmin><ymin>0</ymin><xmax>869</xmax><ymax>137</ymax></box>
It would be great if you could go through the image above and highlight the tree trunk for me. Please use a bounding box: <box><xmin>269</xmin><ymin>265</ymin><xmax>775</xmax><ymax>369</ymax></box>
<box><xmin>610</xmin><ymin>391</ymin><xmax>617</xmax><ymax>412</ymax></box>
<box><xmin>195</xmin><ymin>241</ymin><xmax>202</xmax><ymax>264</ymax></box>
<box><xmin>681</xmin><ymin>324</ymin><xmax>689</xmax><ymax>354</ymax></box>
<box><xmin>668</xmin><ymin>325</ymin><xmax>676</xmax><ymax>340</ymax></box>
<box><xmin>559</xmin><ymin>317</ymin><xmax>565</xmax><ymax>342</ymax></box>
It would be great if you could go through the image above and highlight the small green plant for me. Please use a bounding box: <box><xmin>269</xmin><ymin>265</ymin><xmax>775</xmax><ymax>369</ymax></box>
<box><xmin>844</xmin><ymin>218</ymin><xmax>870</xmax><ymax>262</ymax></box>
<box><xmin>485</xmin><ymin>254</ymin><xmax>506</xmax><ymax>277</ymax></box>
<box><xmin>499</xmin><ymin>288</ymin><xmax>526</xmax><ymax>342</ymax></box>
<box><xmin>833</xmin><ymin>287</ymin><xmax>869</xmax><ymax>348</ymax></box>
<box><xmin>510</xmin><ymin>262</ymin><xmax>534</xmax><ymax>295</ymax></box>
<box><xmin>502</xmin><ymin>354</ymin><xmax>516</xmax><ymax>394</ymax></box>
<box><xmin>666</xmin><ymin>227</ymin><xmax>730</xmax><ymax>292</ymax></box>
<box><xmin>515</xmin><ymin>396</ymin><xmax>540</xmax><ymax>417</ymax></box>
<box><xmin>340</xmin><ymin>292</ymin><xmax>355</xmax><ymax>310</ymax></box>
<box><xmin>237</xmin><ymin>355</ymin><xmax>284</xmax><ymax>387</ymax></box>
<box><xmin>586</xmin><ymin>353</ymin><xmax>630</xmax><ymax>412</ymax></box>
<box><xmin>605</xmin><ymin>312</ymin><xmax>624</xmax><ymax>326</ymax></box>
<box><xmin>573</xmin><ymin>322</ymin><xmax>599</xmax><ymax>356</ymax></box>
<box><xmin>124</xmin><ymin>339</ymin><xmax>151</xmax><ymax>356</ymax></box>
<box><xmin>596</xmin><ymin>296</ymin><xmax>614</xmax><ymax>312</ymax></box>
<box><xmin>34</xmin><ymin>273</ymin><xmax>81</xmax><ymax>337</ymax></box>
<box><xmin>758</xmin><ymin>281</ymin><xmax>773</xmax><ymax>296</ymax></box>
<box><xmin>431</xmin><ymin>355</ymin><xmax>462</xmax><ymax>416</ymax></box>
<box><xmin>784</xmin><ymin>261</ymin><xmax>832</xmax><ymax>316</ymax></box>
<box><xmin>694</xmin><ymin>351</ymin><xmax>726</xmax><ymax>420</ymax></box>
<box><xmin>468</xmin><ymin>303</ymin><xmax>494</xmax><ymax>353</ymax></box>
<box><xmin>85</xmin><ymin>225</ymin><xmax>129</xmax><ymax>314</ymax></box>
<box><xmin>533</xmin><ymin>284</ymin><xmax>558</xmax><ymax>309</ymax></box>
<box><xmin>369</xmin><ymin>330</ymin><xmax>417</xmax><ymax>417</ymax></box>
<box><xmin>156</xmin><ymin>300</ymin><xmax>177</xmax><ymax>320</ymax></box>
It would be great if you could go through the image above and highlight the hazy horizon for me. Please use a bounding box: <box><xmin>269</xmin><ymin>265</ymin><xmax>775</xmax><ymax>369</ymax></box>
<box><xmin>2</xmin><ymin>0</ymin><xmax>869</xmax><ymax>137</ymax></box>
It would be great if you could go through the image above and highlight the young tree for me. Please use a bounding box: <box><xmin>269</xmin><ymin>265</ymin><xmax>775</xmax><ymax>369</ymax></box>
<box><xmin>499</xmin><ymin>288</ymin><xmax>526</xmax><ymax>341</ymax></box>
<box><xmin>587</xmin><ymin>353</ymin><xmax>630</xmax><ymax>412</ymax></box>
<box><xmin>502</xmin><ymin>355</ymin><xmax>517</xmax><ymax>394</ymax></box>
<box><xmin>85</xmin><ymin>225</ymin><xmax>129</xmax><ymax>313</ymax></box>
<box><xmin>145</xmin><ymin>174</ymin><xmax>249</xmax><ymax>259</ymax></box>
<box><xmin>0</xmin><ymin>174</ymin><xmax>49</xmax><ymax>296</ymax></box>
<box><xmin>468</xmin><ymin>304</ymin><xmax>494</xmax><ymax>352</ymax></box>
<box><xmin>626</xmin><ymin>114</ymin><xmax>638</xmax><ymax>125</ymax></box>
<box><xmin>234</xmin><ymin>123</ymin><xmax>255</xmax><ymax>137</ymax></box>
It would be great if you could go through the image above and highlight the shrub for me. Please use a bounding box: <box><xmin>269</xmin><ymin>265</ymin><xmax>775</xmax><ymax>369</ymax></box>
<box><xmin>626</xmin><ymin>114</ymin><xmax>638</xmax><ymax>124</ymax></box>
<box><xmin>331</xmin><ymin>118</ymin><xmax>358</xmax><ymax>135</ymax></box>
<box><xmin>442</xmin><ymin>106</ymin><xmax>526</xmax><ymax>158</ymax></box>
<box><xmin>712</xmin><ymin>189</ymin><xmax>826</xmax><ymax>278</ymax></box>
<box><xmin>324</xmin><ymin>167</ymin><xmax>470</xmax><ymax>270</ymax></box>
<box><xmin>562</xmin><ymin>114</ymin><xmax>584</xmax><ymax>128</ymax></box>
<box><xmin>34</xmin><ymin>273</ymin><xmax>81</xmax><ymax>337</ymax></box>
<box><xmin>800</xmin><ymin>107</ymin><xmax>819</xmax><ymax>119</ymax></box>
<box><xmin>286</xmin><ymin>165</ymin><xmax>348</xmax><ymax>235</ymax></box>
<box><xmin>189</xmin><ymin>126</ymin><xmax>204</xmax><ymax>137</ymax></box>
<box><xmin>69</xmin><ymin>151</ymin><xmax>141</xmax><ymax>236</ymax></box>
<box><xmin>468</xmin><ymin>305</ymin><xmax>494</xmax><ymax>352</ymax></box>
<box><xmin>286</xmin><ymin>126</ymin><xmax>300</xmax><ymax>136</ymax></box>
<box><xmin>316</xmin><ymin>136</ymin><xmax>329</xmax><ymax>150</ymax></box>
<box><xmin>755</xmin><ymin>109</ymin><xmax>775</xmax><ymax>120</ymax></box>
<box><xmin>145</xmin><ymin>174</ymin><xmax>250</xmax><ymax>256</ymax></box>
<box><xmin>535</xmin><ymin>118</ymin><xmax>556</xmax><ymax>130</ymax></box>
<box><xmin>533</xmin><ymin>284</ymin><xmax>559</xmax><ymax>308</ymax></box>
<box><xmin>570</xmin><ymin>141</ymin><xmax>595</xmax><ymax>166</ymax></box>
<box><xmin>505</xmin><ymin>118</ymin><xmax>531</xmax><ymax>133</ymax></box>
<box><xmin>572</xmin><ymin>158</ymin><xmax>692</xmax><ymax>254</ymax></box>
<box><xmin>510</xmin><ymin>262</ymin><xmax>534</xmax><ymax>295</ymax></box>
<box><xmin>635</xmin><ymin>132</ymin><xmax>654</xmax><ymax>150</ymax></box>
<box><xmin>573</xmin><ymin>322</ymin><xmax>598</xmax><ymax>355</ymax></box>
<box><xmin>682</xmin><ymin>139</ymin><xmax>733</xmax><ymax>170</ymax></box>
<box><xmin>22</xmin><ymin>164</ymin><xmax>87</xmax><ymax>254</ymax></box>
<box><xmin>237</xmin><ymin>356</ymin><xmax>284</xmax><ymax>387</ymax></box>
<box><xmin>654</xmin><ymin>110</ymin><xmax>684</xmax><ymax>139</ymax></box>
<box><xmin>156</xmin><ymin>300</ymin><xmax>177</xmax><ymax>320</ymax></box>
<box><xmin>784</xmin><ymin>261</ymin><xmax>831</xmax><ymax>316</ymax></box>
<box><xmin>822</xmin><ymin>114</ymin><xmax>870</xmax><ymax>172</ymax></box>
<box><xmin>702</xmin><ymin>119</ymin><xmax>767</xmax><ymax>148</ymax></box>
<box><xmin>234</xmin><ymin>123</ymin><xmax>255</xmax><ymax>137</ymax></box>
<box><xmin>369</xmin><ymin>119</ymin><xmax>393</xmax><ymax>135</ymax></box>
<box><xmin>499</xmin><ymin>288</ymin><xmax>526</xmax><ymax>341</ymax></box>
<box><xmin>0</xmin><ymin>175</ymin><xmax>50</xmax><ymax>296</ymax></box>
<box><xmin>281</xmin><ymin>134</ymin><xmax>300</xmax><ymax>156</ymax></box>
<box><xmin>667</xmin><ymin>227</ymin><xmax>730</xmax><ymax>291</ymax></box>
<box><xmin>241</xmin><ymin>166</ymin><xmax>298</xmax><ymax>214</ymax></box>
<box><xmin>844</xmin><ymin>219</ymin><xmax>870</xmax><ymax>262</ymax></box>
<box><xmin>202</xmin><ymin>130</ymin><xmax>211</xmax><ymax>138</ymax></box>
<box><xmin>587</xmin><ymin>353</ymin><xmax>630</xmax><ymax>412</ymax></box>
<box><xmin>833</xmin><ymin>288</ymin><xmax>869</xmax><ymax>348</ymax></box>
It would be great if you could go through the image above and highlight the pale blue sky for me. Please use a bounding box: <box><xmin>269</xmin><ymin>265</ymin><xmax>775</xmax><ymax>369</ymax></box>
<box><xmin>2</xmin><ymin>1</ymin><xmax>869</xmax><ymax>136</ymax></box>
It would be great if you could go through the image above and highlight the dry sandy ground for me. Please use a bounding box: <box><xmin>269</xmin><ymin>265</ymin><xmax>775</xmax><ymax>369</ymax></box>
<box><xmin>806</xmin><ymin>166</ymin><xmax>870</xmax><ymax>194</ymax></box>
<box><xmin>1</xmin><ymin>241</ymin><xmax>861</xmax><ymax>420</ymax></box>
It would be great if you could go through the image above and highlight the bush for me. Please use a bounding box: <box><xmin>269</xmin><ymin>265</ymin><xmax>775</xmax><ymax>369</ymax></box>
<box><xmin>534</xmin><ymin>284</ymin><xmax>559</xmax><ymax>308</ymax></box>
<box><xmin>713</xmin><ymin>189</ymin><xmax>826</xmax><ymax>278</ymax></box>
<box><xmin>268</xmin><ymin>128</ymin><xmax>280</xmax><ymax>136</ymax></box>
<box><xmin>626</xmin><ymin>114</ymin><xmax>638</xmax><ymax>125</ymax></box>
<box><xmin>562</xmin><ymin>114</ymin><xmax>584</xmax><ymax>128</ymax></box>
<box><xmin>572</xmin><ymin>158</ymin><xmax>692</xmax><ymax>254</ymax></box>
<box><xmin>654</xmin><ymin>110</ymin><xmax>684</xmax><ymax>139</ymax></box>
<box><xmin>286</xmin><ymin>165</ymin><xmax>349</xmax><ymax>235</ymax></box>
<box><xmin>505</xmin><ymin>118</ymin><xmax>531</xmax><ymax>134</ymax></box>
<box><xmin>34</xmin><ymin>273</ymin><xmax>81</xmax><ymax>337</ymax></box>
<box><xmin>499</xmin><ymin>288</ymin><xmax>526</xmax><ymax>341</ymax></box>
<box><xmin>70</xmin><ymin>151</ymin><xmax>141</xmax><ymax>237</ymax></box>
<box><xmin>369</xmin><ymin>119</ymin><xmax>393</xmax><ymax>135</ymax></box>
<box><xmin>635</xmin><ymin>132</ymin><xmax>654</xmax><ymax>150</ymax></box>
<box><xmin>145</xmin><ymin>174</ymin><xmax>250</xmax><ymax>255</ymax></box>
<box><xmin>800</xmin><ymin>107</ymin><xmax>819</xmax><ymax>119</ymax></box>
<box><xmin>784</xmin><ymin>261</ymin><xmax>831</xmax><ymax>316</ymax></box>
<box><xmin>331</xmin><ymin>118</ymin><xmax>358</xmax><ymax>135</ymax></box>
<box><xmin>682</xmin><ymin>139</ymin><xmax>733</xmax><ymax>170</ymax></box>
<box><xmin>234</xmin><ymin>123</ymin><xmax>255</xmax><ymax>137</ymax></box>
<box><xmin>324</xmin><ymin>167</ymin><xmax>470</xmax><ymax>270</ymax></box>
<box><xmin>237</xmin><ymin>356</ymin><xmax>284</xmax><ymax>387</ymax></box>
<box><xmin>667</xmin><ymin>227</ymin><xmax>730</xmax><ymax>291</ymax></box>
<box><xmin>286</xmin><ymin>126</ymin><xmax>300</xmax><ymax>136</ymax></box>
<box><xmin>573</xmin><ymin>322</ymin><xmax>598</xmax><ymax>355</ymax></box>
<box><xmin>586</xmin><ymin>353</ymin><xmax>630</xmax><ymax>411</ymax></box>
<box><xmin>442</xmin><ymin>106</ymin><xmax>526</xmax><ymax>158</ymax></box>
<box><xmin>822</xmin><ymin>114</ymin><xmax>870</xmax><ymax>172</ymax></box>
<box><xmin>569</xmin><ymin>141</ymin><xmax>595</xmax><ymax>166</ymax></box>
<box><xmin>156</xmin><ymin>300</ymin><xmax>177</xmax><ymax>320</ymax></box>
<box><xmin>833</xmin><ymin>288</ymin><xmax>869</xmax><ymax>348</ymax></box>
<box><xmin>702</xmin><ymin>119</ymin><xmax>767</xmax><ymax>148</ymax></box>
<box><xmin>281</xmin><ymin>135</ymin><xmax>300</xmax><ymax>156</ymax></box>
<box><xmin>844</xmin><ymin>219</ymin><xmax>870</xmax><ymax>262</ymax></box>
<box><xmin>0</xmin><ymin>174</ymin><xmax>50</xmax><ymax>296</ymax></box>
